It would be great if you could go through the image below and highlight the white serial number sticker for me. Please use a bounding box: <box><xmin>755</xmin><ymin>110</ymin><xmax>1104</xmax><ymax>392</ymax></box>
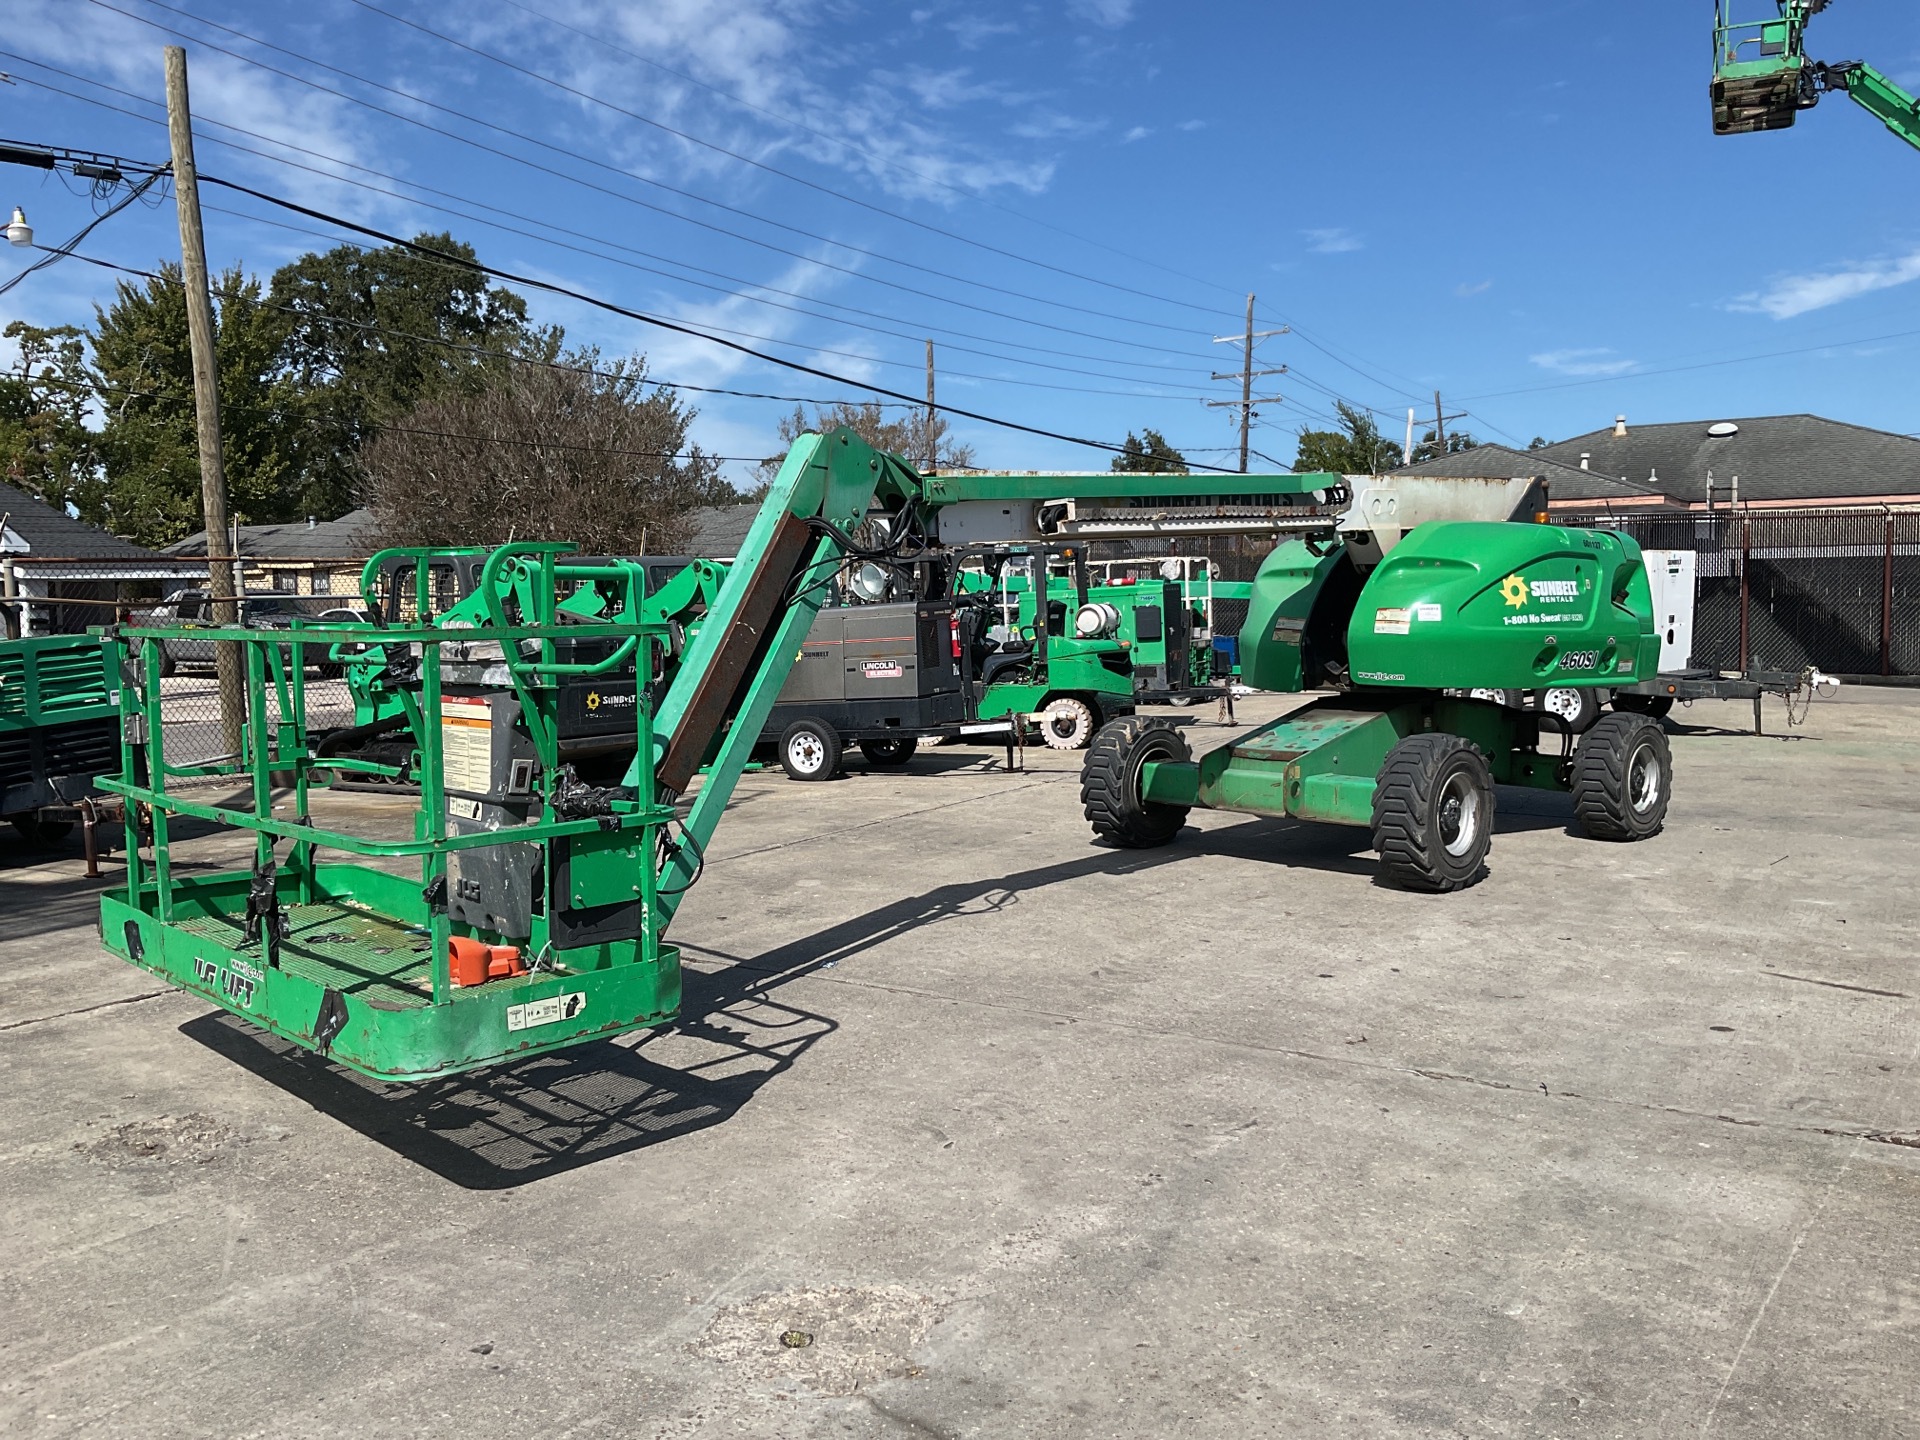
<box><xmin>507</xmin><ymin>992</ymin><xmax>587</xmax><ymax>1032</ymax></box>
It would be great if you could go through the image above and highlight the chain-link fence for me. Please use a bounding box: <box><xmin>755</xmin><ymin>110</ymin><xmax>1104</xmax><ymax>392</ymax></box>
<box><xmin>1571</xmin><ymin>507</ymin><xmax>1920</xmax><ymax>678</ymax></box>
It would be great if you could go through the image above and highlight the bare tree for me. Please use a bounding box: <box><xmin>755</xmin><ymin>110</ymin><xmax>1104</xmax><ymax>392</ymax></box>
<box><xmin>749</xmin><ymin>401</ymin><xmax>976</xmax><ymax>492</ymax></box>
<box><xmin>362</xmin><ymin>350</ymin><xmax>729</xmax><ymax>554</ymax></box>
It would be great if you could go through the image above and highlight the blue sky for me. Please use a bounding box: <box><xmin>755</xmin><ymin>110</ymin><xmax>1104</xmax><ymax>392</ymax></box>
<box><xmin>4</xmin><ymin>0</ymin><xmax>1920</xmax><ymax>488</ymax></box>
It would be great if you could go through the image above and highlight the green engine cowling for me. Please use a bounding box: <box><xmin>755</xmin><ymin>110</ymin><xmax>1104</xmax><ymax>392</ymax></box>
<box><xmin>1346</xmin><ymin>522</ymin><xmax>1658</xmax><ymax>690</ymax></box>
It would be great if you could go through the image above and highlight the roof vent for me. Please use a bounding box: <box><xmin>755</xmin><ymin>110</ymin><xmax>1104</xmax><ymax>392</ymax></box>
<box><xmin>1707</xmin><ymin>421</ymin><xmax>1739</xmax><ymax>437</ymax></box>
<box><xmin>1579</xmin><ymin>452</ymin><xmax>1590</xmax><ymax>470</ymax></box>
<box><xmin>1614</xmin><ymin>414</ymin><xmax>1628</xmax><ymax>437</ymax></box>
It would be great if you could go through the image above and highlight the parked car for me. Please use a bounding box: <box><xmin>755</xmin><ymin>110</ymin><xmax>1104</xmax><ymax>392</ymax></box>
<box><xmin>138</xmin><ymin>590</ymin><xmax>360</xmax><ymax>677</ymax></box>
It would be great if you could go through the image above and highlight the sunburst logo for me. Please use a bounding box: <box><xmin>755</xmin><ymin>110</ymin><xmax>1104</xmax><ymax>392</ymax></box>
<box><xmin>585</xmin><ymin>691</ymin><xmax>601</xmax><ymax>710</ymax></box>
<box><xmin>1499</xmin><ymin>574</ymin><xmax>1529</xmax><ymax>608</ymax></box>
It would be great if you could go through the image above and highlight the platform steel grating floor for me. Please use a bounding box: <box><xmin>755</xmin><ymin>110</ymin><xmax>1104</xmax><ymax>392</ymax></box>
<box><xmin>172</xmin><ymin>902</ymin><xmax>435</xmax><ymax>1008</ymax></box>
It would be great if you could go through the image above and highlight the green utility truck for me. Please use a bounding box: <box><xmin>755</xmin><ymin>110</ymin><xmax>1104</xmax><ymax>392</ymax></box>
<box><xmin>1082</xmin><ymin>519</ymin><xmax>1669</xmax><ymax>891</ymax></box>
<box><xmin>0</xmin><ymin>631</ymin><xmax>118</xmax><ymax>842</ymax></box>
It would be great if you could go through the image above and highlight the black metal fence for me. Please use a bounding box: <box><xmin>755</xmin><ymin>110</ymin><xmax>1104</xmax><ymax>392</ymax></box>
<box><xmin>1571</xmin><ymin>507</ymin><xmax>1920</xmax><ymax>679</ymax></box>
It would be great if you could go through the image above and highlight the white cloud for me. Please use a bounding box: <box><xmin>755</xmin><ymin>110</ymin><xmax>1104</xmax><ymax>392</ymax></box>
<box><xmin>1529</xmin><ymin>348</ymin><xmax>1638</xmax><ymax>378</ymax></box>
<box><xmin>1455</xmin><ymin>279</ymin><xmax>1493</xmax><ymax>297</ymax></box>
<box><xmin>1122</xmin><ymin>125</ymin><xmax>1153</xmax><ymax>143</ymax></box>
<box><xmin>451</xmin><ymin>1</ymin><xmax>1060</xmax><ymax>205</ymax></box>
<box><xmin>1730</xmin><ymin>250</ymin><xmax>1920</xmax><ymax>319</ymax></box>
<box><xmin>1068</xmin><ymin>0</ymin><xmax>1137</xmax><ymax>26</ymax></box>
<box><xmin>948</xmin><ymin>15</ymin><xmax>1021</xmax><ymax>49</ymax></box>
<box><xmin>1303</xmin><ymin>227</ymin><xmax>1363</xmax><ymax>254</ymax></box>
<box><xmin>3</xmin><ymin>1</ymin><xmax>397</xmax><ymax>222</ymax></box>
<box><xmin>1009</xmin><ymin>113</ymin><xmax>1107</xmax><ymax>142</ymax></box>
<box><xmin>1176</xmin><ymin>118</ymin><xmax>1207</xmax><ymax>132</ymax></box>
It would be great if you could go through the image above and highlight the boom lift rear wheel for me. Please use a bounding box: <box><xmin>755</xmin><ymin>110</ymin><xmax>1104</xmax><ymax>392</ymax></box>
<box><xmin>1571</xmin><ymin>713</ymin><xmax>1671</xmax><ymax>840</ymax></box>
<box><xmin>779</xmin><ymin>718</ymin><xmax>842</xmax><ymax>781</ymax></box>
<box><xmin>1081</xmin><ymin>717</ymin><xmax>1191</xmax><ymax>848</ymax></box>
<box><xmin>1371</xmin><ymin>733</ymin><xmax>1495</xmax><ymax>893</ymax></box>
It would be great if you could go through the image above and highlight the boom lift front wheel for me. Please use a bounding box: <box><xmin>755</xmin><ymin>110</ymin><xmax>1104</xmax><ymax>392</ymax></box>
<box><xmin>1081</xmin><ymin>717</ymin><xmax>1192</xmax><ymax>848</ymax></box>
<box><xmin>1571</xmin><ymin>713</ymin><xmax>1671</xmax><ymax>840</ymax></box>
<box><xmin>1371</xmin><ymin>733</ymin><xmax>1496</xmax><ymax>893</ymax></box>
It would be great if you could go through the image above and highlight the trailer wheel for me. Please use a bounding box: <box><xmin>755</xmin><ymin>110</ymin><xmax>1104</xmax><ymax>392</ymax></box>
<box><xmin>1613</xmin><ymin>694</ymin><xmax>1675</xmax><ymax>719</ymax></box>
<box><xmin>155</xmin><ymin>645</ymin><xmax>176</xmax><ymax>679</ymax></box>
<box><xmin>1040</xmin><ymin>696</ymin><xmax>1096</xmax><ymax>750</ymax></box>
<box><xmin>778</xmin><ymin>719</ymin><xmax>842</xmax><ymax>781</ymax></box>
<box><xmin>1571</xmin><ymin>713</ymin><xmax>1671</xmax><ymax>840</ymax></box>
<box><xmin>9</xmin><ymin>816</ymin><xmax>74</xmax><ymax>845</ymax></box>
<box><xmin>857</xmin><ymin>736</ymin><xmax>918</xmax><ymax>768</ymax></box>
<box><xmin>1081</xmin><ymin>717</ymin><xmax>1191</xmax><ymax>848</ymax></box>
<box><xmin>1538</xmin><ymin>686</ymin><xmax>1601</xmax><ymax>734</ymax></box>
<box><xmin>1371</xmin><ymin>734</ymin><xmax>1495</xmax><ymax>892</ymax></box>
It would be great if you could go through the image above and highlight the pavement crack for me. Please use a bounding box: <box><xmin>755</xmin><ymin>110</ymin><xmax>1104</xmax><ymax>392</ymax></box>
<box><xmin>857</xmin><ymin>1393</ymin><xmax>954</xmax><ymax>1439</ymax></box>
<box><xmin>1764</xmin><ymin>970</ymin><xmax>1909</xmax><ymax>999</ymax></box>
<box><xmin>0</xmin><ymin>989</ymin><xmax>175</xmax><ymax>1031</ymax></box>
<box><xmin>710</xmin><ymin>780</ymin><xmax>1056</xmax><ymax>865</ymax></box>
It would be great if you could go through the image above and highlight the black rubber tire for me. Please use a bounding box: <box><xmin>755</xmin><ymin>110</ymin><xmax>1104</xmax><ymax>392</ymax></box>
<box><xmin>155</xmin><ymin>645</ymin><xmax>176</xmax><ymax>679</ymax></box>
<box><xmin>1571</xmin><ymin>712</ymin><xmax>1671</xmax><ymax>841</ymax></box>
<box><xmin>777</xmin><ymin>718</ymin><xmax>842</xmax><ymax>781</ymax></box>
<box><xmin>1612</xmin><ymin>693</ymin><xmax>1675</xmax><ymax>719</ymax></box>
<box><xmin>857</xmin><ymin>736</ymin><xmax>918</xmax><ymax>768</ymax></box>
<box><xmin>1080</xmin><ymin>717</ymin><xmax>1191</xmax><ymax>848</ymax></box>
<box><xmin>9</xmin><ymin>816</ymin><xmax>75</xmax><ymax>845</ymax></box>
<box><xmin>1371</xmin><ymin>733</ymin><xmax>1495</xmax><ymax>893</ymax></box>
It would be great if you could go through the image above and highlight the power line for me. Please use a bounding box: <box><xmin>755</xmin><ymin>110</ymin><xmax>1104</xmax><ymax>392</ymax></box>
<box><xmin>80</xmin><ymin>2</ymin><xmax>1230</xmax><ymax>351</ymax></box>
<box><xmin>341</xmin><ymin>0</ymin><xmax>1248</xmax><ymax>325</ymax></box>
<box><xmin>485</xmin><ymin>0</ymin><xmax>1251</xmax><ymax>308</ymax></box>
<box><xmin>20</xmin><ymin>222</ymin><xmax>1249</xmax><ymax>473</ymax></box>
<box><xmin>0</xmin><ymin>166</ymin><xmax>162</xmax><ymax>296</ymax></box>
<box><xmin>5</xmin><ymin>51</ymin><xmax>1220</xmax><ymax>375</ymax></box>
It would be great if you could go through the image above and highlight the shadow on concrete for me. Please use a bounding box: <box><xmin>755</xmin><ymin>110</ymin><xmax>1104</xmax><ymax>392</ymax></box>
<box><xmin>177</xmin><ymin>845</ymin><xmax>1200</xmax><ymax>1189</ymax></box>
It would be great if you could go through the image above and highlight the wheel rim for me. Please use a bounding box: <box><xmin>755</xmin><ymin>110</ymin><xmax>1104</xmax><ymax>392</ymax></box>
<box><xmin>1543</xmin><ymin>688</ymin><xmax>1584</xmax><ymax>722</ymax></box>
<box><xmin>788</xmin><ymin>734</ymin><xmax>825</xmax><ymax>773</ymax></box>
<box><xmin>1043</xmin><ymin>701</ymin><xmax>1091</xmax><ymax>748</ymax></box>
<box><xmin>1438</xmin><ymin>771</ymin><xmax>1482</xmax><ymax>856</ymax></box>
<box><xmin>1628</xmin><ymin>741</ymin><xmax>1662</xmax><ymax>814</ymax></box>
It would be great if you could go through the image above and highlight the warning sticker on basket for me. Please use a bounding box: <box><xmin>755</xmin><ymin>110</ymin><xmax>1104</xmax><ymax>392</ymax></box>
<box><xmin>1373</xmin><ymin>608</ymin><xmax>1411</xmax><ymax>635</ymax></box>
<box><xmin>861</xmin><ymin>661</ymin><xmax>904</xmax><ymax>679</ymax></box>
<box><xmin>507</xmin><ymin>992</ymin><xmax>586</xmax><ymax>1032</ymax></box>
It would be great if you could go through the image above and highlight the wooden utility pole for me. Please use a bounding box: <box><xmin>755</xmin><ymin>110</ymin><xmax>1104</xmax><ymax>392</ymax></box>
<box><xmin>1209</xmin><ymin>293</ymin><xmax>1285</xmax><ymax>474</ymax></box>
<box><xmin>924</xmin><ymin>338</ymin><xmax>936</xmax><ymax>471</ymax></box>
<box><xmin>1426</xmin><ymin>390</ymin><xmax>1467</xmax><ymax>461</ymax></box>
<box><xmin>165</xmin><ymin>45</ymin><xmax>243</xmax><ymax>755</ymax></box>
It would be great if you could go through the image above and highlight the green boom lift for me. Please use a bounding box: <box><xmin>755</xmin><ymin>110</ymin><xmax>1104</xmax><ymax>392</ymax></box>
<box><xmin>1080</xmin><ymin>483</ymin><xmax>1671</xmax><ymax>892</ymax></box>
<box><xmin>1712</xmin><ymin>1</ymin><xmax>1920</xmax><ymax>151</ymax></box>
<box><xmin>99</xmin><ymin>437</ymin><xmax>1620</xmax><ymax>1080</ymax></box>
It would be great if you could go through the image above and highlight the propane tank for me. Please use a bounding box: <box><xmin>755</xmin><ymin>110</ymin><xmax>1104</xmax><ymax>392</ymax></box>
<box><xmin>1074</xmin><ymin>601</ymin><xmax>1121</xmax><ymax>638</ymax></box>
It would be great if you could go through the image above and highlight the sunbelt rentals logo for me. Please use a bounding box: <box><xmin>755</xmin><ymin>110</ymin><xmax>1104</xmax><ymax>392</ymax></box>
<box><xmin>1500</xmin><ymin>574</ymin><xmax>1583</xmax><ymax>608</ymax></box>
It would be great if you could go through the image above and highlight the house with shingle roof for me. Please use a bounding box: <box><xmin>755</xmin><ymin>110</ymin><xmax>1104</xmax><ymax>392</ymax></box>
<box><xmin>0</xmin><ymin>481</ymin><xmax>205</xmax><ymax>636</ymax></box>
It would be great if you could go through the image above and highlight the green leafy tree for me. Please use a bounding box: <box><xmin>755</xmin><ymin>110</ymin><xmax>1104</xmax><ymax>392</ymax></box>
<box><xmin>1407</xmin><ymin>427</ymin><xmax>1479</xmax><ymax>465</ymax></box>
<box><xmin>0</xmin><ymin>321</ymin><xmax>102</xmax><ymax>518</ymax></box>
<box><xmin>267</xmin><ymin>232</ymin><xmax>545</xmax><ymax>515</ymax></box>
<box><xmin>90</xmin><ymin>263</ymin><xmax>302</xmax><ymax>546</ymax></box>
<box><xmin>1110</xmin><ymin>428</ymin><xmax>1188</xmax><ymax>474</ymax></box>
<box><xmin>1292</xmin><ymin>401</ymin><xmax>1403</xmax><ymax>475</ymax></box>
<box><xmin>1528</xmin><ymin>435</ymin><xmax>1549</xmax><ymax>450</ymax></box>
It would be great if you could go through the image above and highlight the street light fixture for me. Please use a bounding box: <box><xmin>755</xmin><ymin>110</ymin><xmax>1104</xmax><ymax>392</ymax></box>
<box><xmin>5</xmin><ymin>207</ymin><xmax>31</xmax><ymax>247</ymax></box>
